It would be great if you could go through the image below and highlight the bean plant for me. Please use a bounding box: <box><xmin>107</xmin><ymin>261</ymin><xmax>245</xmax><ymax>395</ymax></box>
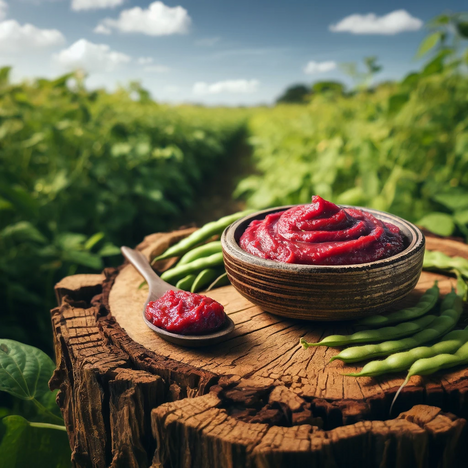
<box><xmin>0</xmin><ymin>71</ymin><xmax>248</xmax><ymax>353</ymax></box>
<box><xmin>235</xmin><ymin>12</ymin><xmax>468</xmax><ymax>240</ymax></box>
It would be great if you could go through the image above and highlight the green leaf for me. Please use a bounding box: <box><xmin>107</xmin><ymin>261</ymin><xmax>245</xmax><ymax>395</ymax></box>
<box><xmin>387</xmin><ymin>93</ymin><xmax>409</xmax><ymax>115</ymax></box>
<box><xmin>0</xmin><ymin>66</ymin><xmax>11</xmax><ymax>85</ymax></box>
<box><xmin>456</xmin><ymin>21</ymin><xmax>468</xmax><ymax>38</ymax></box>
<box><xmin>336</xmin><ymin>187</ymin><xmax>364</xmax><ymax>206</ymax></box>
<box><xmin>0</xmin><ymin>197</ymin><xmax>13</xmax><ymax>211</ymax></box>
<box><xmin>0</xmin><ymin>183</ymin><xmax>39</xmax><ymax>218</ymax></box>
<box><xmin>417</xmin><ymin>32</ymin><xmax>442</xmax><ymax>58</ymax></box>
<box><xmin>400</xmin><ymin>72</ymin><xmax>420</xmax><ymax>88</ymax></box>
<box><xmin>98</xmin><ymin>242</ymin><xmax>121</xmax><ymax>257</ymax></box>
<box><xmin>0</xmin><ymin>340</ymin><xmax>61</xmax><ymax>419</ymax></box>
<box><xmin>423</xmin><ymin>250</ymin><xmax>454</xmax><ymax>270</ymax></box>
<box><xmin>62</xmin><ymin>250</ymin><xmax>103</xmax><ymax>270</ymax></box>
<box><xmin>428</xmin><ymin>14</ymin><xmax>450</xmax><ymax>27</ymax></box>
<box><xmin>55</xmin><ymin>233</ymin><xmax>87</xmax><ymax>251</ymax></box>
<box><xmin>1</xmin><ymin>222</ymin><xmax>47</xmax><ymax>244</ymax></box>
<box><xmin>417</xmin><ymin>213</ymin><xmax>455</xmax><ymax>237</ymax></box>
<box><xmin>454</xmin><ymin>210</ymin><xmax>468</xmax><ymax>226</ymax></box>
<box><xmin>433</xmin><ymin>190</ymin><xmax>468</xmax><ymax>211</ymax></box>
<box><xmin>421</xmin><ymin>49</ymin><xmax>453</xmax><ymax>76</ymax></box>
<box><xmin>84</xmin><ymin>232</ymin><xmax>105</xmax><ymax>251</ymax></box>
<box><xmin>0</xmin><ymin>416</ymin><xmax>71</xmax><ymax>468</ymax></box>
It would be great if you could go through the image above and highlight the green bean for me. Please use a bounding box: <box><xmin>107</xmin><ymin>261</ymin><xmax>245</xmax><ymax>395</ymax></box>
<box><xmin>175</xmin><ymin>274</ymin><xmax>197</xmax><ymax>291</ymax></box>
<box><xmin>344</xmin><ymin>326</ymin><xmax>468</xmax><ymax>377</ymax></box>
<box><xmin>392</xmin><ymin>322</ymin><xmax>468</xmax><ymax>414</ymax></box>
<box><xmin>206</xmin><ymin>272</ymin><xmax>230</xmax><ymax>292</ymax></box>
<box><xmin>191</xmin><ymin>268</ymin><xmax>224</xmax><ymax>293</ymax></box>
<box><xmin>407</xmin><ymin>337</ymin><xmax>468</xmax><ymax>378</ymax></box>
<box><xmin>424</xmin><ymin>250</ymin><xmax>468</xmax><ymax>278</ymax></box>
<box><xmin>330</xmin><ymin>291</ymin><xmax>463</xmax><ymax>363</ymax></box>
<box><xmin>300</xmin><ymin>314</ymin><xmax>436</xmax><ymax>349</ymax></box>
<box><xmin>177</xmin><ymin>241</ymin><xmax>222</xmax><ymax>266</ymax></box>
<box><xmin>154</xmin><ymin>209</ymin><xmax>255</xmax><ymax>262</ymax></box>
<box><xmin>160</xmin><ymin>252</ymin><xmax>224</xmax><ymax>284</ymax></box>
<box><xmin>356</xmin><ymin>281</ymin><xmax>439</xmax><ymax>328</ymax></box>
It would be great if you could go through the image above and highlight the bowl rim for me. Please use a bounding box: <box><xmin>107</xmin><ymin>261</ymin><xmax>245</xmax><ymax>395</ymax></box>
<box><xmin>221</xmin><ymin>204</ymin><xmax>425</xmax><ymax>273</ymax></box>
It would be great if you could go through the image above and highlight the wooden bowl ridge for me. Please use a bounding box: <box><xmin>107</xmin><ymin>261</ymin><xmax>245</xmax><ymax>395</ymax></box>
<box><xmin>221</xmin><ymin>205</ymin><xmax>425</xmax><ymax>321</ymax></box>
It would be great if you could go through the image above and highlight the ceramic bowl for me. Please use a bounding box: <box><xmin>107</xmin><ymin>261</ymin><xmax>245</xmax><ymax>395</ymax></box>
<box><xmin>221</xmin><ymin>206</ymin><xmax>425</xmax><ymax>321</ymax></box>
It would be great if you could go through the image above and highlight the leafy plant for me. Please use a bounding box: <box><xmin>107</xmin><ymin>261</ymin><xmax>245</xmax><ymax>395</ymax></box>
<box><xmin>0</xmin><ymin>339</ymin><xmax>71</xmax><ymax>467</ymax></box>
<box><xmin>236</xmin><ymin>14</ymin><xmax>468</xmax><ymax>241</ymax></box>
<box><xmin>0</xmin><ymin>71</ymin><xmax>248</xmax><ymax>353</ymax></box>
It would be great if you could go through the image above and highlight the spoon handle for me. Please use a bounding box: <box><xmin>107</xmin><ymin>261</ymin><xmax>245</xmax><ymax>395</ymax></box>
<box><xmin>121</xmin><ymin>246</ymin><xmax>177</xmax><ymax>299</ymax></box>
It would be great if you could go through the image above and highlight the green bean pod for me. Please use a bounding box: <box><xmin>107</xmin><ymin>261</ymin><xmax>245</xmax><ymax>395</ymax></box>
<box><xmin>154</xmin><ymin>209</ymin><xmax>255</xmax><ymax>262</ymax></box>
<box><xmin>160</xmin><ymin>252</ymin><xmax>224</xmax><ymax>284</ymax></box>
<box><xmin>356</xmin><ymin>281</ymin><xmax>439</xmax><ymax>328</ymax></box>
<box><xmin>391</xmin><ymin>321</ymin><xmax>468</xmax><ymax>414</ymax></box>
<box><xmin>330</xmin><ymin>292</ymin><xmax>463</xmax><ymax>363</ymax></box>
<box><xmin>345</xmin><ymin>326</ymin><xmax>468</xmax><ymax>377</ymax></box>
<box><xmin>424</xmin><ymin>250</ymin><xmax>468</xmax><ymax>277</ymax></box>
<box><xmin>407</xmin><ymin>339</ymin><xmax>468</xmax><ymax>378</ymax></box>
<box><xmin>191</xmin><ymin>268</ymin><xmax>224</xmax><ymax>293</ymax></box>
<box><xmin>175</xmin><ymin>274</ymin><xmax>197</xmax><ymax>291</ymax></box>
<box><xmin>300</xmin><ymin>314</ymin><xmax>436</xmax><ymax>349</ymax></box>
<box><xmin>177</xmin><ymin>241</ymin><xmax>222</xmax><ymax>266</ymax></box>
<box><xmin>206</xmin><ymin>272</ymin><xmax>230</xmax><ymax>291</ymax></box>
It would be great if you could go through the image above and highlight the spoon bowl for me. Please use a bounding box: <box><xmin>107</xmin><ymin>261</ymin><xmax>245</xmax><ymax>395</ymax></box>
<box><xmin>121</xmin><ymin>246</ymin><xmax>235</xmax><ymax>347</ymax></box>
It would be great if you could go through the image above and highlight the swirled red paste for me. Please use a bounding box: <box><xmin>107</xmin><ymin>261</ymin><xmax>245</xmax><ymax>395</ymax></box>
<box><xmin>145</xmin><ymin>290</ymin><xmax>226</xmax><ymax>335</ymax></box>
<box><xmin>239</xmin><ymin>196</ymin><xmax>405</xmax><ymax>265</ymax></box>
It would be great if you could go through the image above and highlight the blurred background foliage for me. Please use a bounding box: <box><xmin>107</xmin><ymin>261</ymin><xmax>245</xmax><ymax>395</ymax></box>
<box><xmin>1</xmin><ymin>11</ymin><xmax>468</xmax><ymax>358</ymax></box>
<box><xmin>237</xmin><ymin>12</ymin><xmax>468</xmax><ymax>242</ymax></box>
<box><xmin>0</xmin><ymin>71</ymin><xmax>247</xmax><ymax>354</ymax></box>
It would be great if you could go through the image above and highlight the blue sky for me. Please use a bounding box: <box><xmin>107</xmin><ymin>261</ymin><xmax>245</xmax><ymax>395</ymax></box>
<box><xmin>0</xmin><ymin>1</ymin><xmax>465</xmax><ymax>105</ymax></box>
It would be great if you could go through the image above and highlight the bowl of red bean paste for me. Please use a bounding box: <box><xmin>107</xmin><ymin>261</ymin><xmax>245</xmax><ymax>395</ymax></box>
<box><xmin>222</xmin><ymin>196</ymin><xmax>424</xmax><ymax>321</ymax></box>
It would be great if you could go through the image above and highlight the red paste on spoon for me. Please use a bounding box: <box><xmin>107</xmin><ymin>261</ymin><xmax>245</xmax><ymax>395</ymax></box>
<box><xmin>240</xmin><ymin>195</ymin><xmax>405</xmax><ymax>265</ymax></box>
<box><xmin>145</xmin><ymin>290</ymin><xmax>226</xmax><ymax>335</ymax></box>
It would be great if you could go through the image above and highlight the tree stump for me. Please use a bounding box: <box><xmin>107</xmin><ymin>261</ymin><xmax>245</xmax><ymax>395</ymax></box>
<box><xmin>50</xmin><ymin>230</ymin><xmax>468</xmax><ymax>468</ymax></box>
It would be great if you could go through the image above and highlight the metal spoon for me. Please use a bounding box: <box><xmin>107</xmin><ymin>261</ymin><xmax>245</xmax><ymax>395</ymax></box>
<box><xmin>121</xmin><ymin>246</ymin><xmax>235</xmax><ymax>347</ymax></box>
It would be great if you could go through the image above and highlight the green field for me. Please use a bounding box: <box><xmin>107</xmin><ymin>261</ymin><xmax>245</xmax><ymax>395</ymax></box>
<box><xmin>1</xmin><ymin>12</ymin><xmax>468</xmax><ymax>466</ymax></box>
<box><xmin>2</xmin><ymin>16</ymin><xmax>468</xmax><ymax>355</ymax></box>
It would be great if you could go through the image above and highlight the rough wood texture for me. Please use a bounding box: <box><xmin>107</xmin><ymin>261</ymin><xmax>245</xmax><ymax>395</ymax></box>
<box><xmin>51</xmin><ymin>231</ymin><xmax>468</xmax><ymax>468</ymax></box>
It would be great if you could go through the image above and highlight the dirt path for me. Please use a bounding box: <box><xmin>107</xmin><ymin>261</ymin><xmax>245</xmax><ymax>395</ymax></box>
<box><xmin>178</xmin><ymin>133</ymin><xmax>254</xmax><ymax>227</ymax></box>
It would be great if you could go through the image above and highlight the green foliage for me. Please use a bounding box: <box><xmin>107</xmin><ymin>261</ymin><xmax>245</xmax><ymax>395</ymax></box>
<box><xmin>0</xmin><ymin>71</ymin><xmax>247</xmax><ymax>352</ymax></box>
<box><xmin>0</xmin><ymin>416</ymin><xmax>70</xmax><ymax>468</ymax></box>
<box><xmin>311</xmin><ymin>81</ymin><xmax>345</xmax><ymax>95</ymax></box>
<box><xmin>0</xmin><ymin>340</ymin><xmax>71</xmax><ymax>467</ymax></box>
<box><xmin>236</xmin><ymin>23</ymin><xmax>468</xmax><ymax>240</ymax></box>
<box><xmin>0</xmin><ymin>339</ymin><xmax>61</xmax><ymax>423</ymax></box>
<box><xmin>276</xmin><ymin>84</ymin><xmax>310</xmax><ymax>104</ymax></box>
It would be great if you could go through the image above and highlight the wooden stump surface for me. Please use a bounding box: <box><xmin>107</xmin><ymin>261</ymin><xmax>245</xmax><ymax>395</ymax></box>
<box><xmin>50</xmin><ymin>229</ymin><xmax>468</xmax><ymax>468</ymax></box>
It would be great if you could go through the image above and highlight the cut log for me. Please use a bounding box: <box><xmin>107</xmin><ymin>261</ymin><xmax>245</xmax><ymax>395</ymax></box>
<box><xmin>50</xmin><ymin>231</ymin><xmax>468</xmax><ymax>467</ymax></box>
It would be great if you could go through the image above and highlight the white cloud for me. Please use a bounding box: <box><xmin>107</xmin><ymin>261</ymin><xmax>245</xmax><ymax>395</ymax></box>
<box><xmin>144</xmin><ymin>64</ymin><xmax>170</xmax><ymax>73</ymax></box>
<box><xmin>72</xmin><ymin>0</ymin><xmax>124</xmax><ymax>11</ymax></box>
<box><xmin>137</xmin><ymin>56</ymin><xmax>153</xmax><ymax>65</ymax></box>
<box><xmin>303</xmin><ymin>61</ymin><xmax>336</xmax><ymax>75</ymax></box>
<box><xmin>193</xmin><ymin>79</ymin><xmax>259</xmax><ymax>95</ymax></box>
<box><xmin>96</xmin><ymin>1</ymin><xmax>191</xmax><ymax>36</ymax></box>
<box><xmin>53</xmin><ymin>39</ymin><xmax>131</xmax><ymax>72</ymax></box>
<box><xmin>195</xmin><ymin>36</ymin><xmax>220</xmax><ymax>47</ymax></box>
<box><xmin>0</xmin><ymin>0</ymin><xmax>8</xmax><ymax>21</ymax></box>
<box><xmin>93</xmin><ymin>24</ymin><xmax>111</xmax><ymax>35</ymax></box>
<box><xmin>330</xmin><ymin>10</ymin><xmax>423</xmax><ymax>35</ymax></box>
<box><xmin>0</xmin><ymin>20</ymin><xmax>65</xmax><ymax>53</ymax></box>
